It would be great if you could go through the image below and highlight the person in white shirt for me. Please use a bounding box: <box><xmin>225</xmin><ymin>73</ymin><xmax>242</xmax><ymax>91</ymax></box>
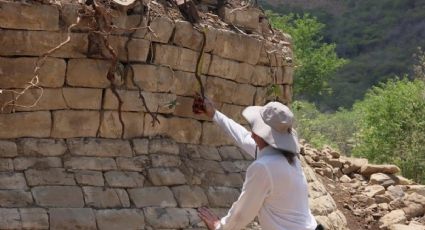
<box><xmin>197</xmin><ymin>99</ymin><xmax>319</xmax><ymax>230</ymax></box>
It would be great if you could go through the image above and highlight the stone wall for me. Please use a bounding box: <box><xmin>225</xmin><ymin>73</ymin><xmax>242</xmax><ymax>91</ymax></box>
<box><xmin>0</xmin><ymin>1</ymin><xmax>347</xmax><ymax>229</ymax></box>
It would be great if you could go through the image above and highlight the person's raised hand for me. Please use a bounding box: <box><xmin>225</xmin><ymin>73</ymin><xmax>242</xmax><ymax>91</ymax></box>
<box><xmin>198</xmin><ymin>207</ymin><xmax>220</xmax><ymax>230</ymax></box>
<box><xmin>193</xmin><ymin>94</ymin><xmax>216</xmax><ymax>119</ymax></box>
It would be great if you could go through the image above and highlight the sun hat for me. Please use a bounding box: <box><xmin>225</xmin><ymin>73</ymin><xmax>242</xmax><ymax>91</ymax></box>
<box><xmin>242</xmin><ymin>101</ymin><xmax>300</xmax><ymax>154</ymax></box>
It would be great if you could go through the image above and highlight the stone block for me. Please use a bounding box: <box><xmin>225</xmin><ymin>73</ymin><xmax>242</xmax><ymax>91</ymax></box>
<box><xmin>166</xmin><ymin>117</ymin><xmax>202</xmax><ymax>144</ymax></box>
<box><xmin>208</xmin><ymin>55</ymin><xmax>240</xmax><ymax>80</ymax></box>
<box><xmin>283</xmin><ymin>66</ymin><xmax>294</xmax><ymax>84</ymax></box>
<box><xmin>0</xmin><ymin>111</ymin><xmax>51</xmax><ymax>138</ymax></box>
<box><xmin>360</xmin><ymin>164</ymin><xmax>401</xmax><ymax>176</ymax></box>
<box><xmin>0</xmin><ymin>2</ymin><xmax>59</xmax><ymax>30</ymax></box>
<box><xmin>13</xmin><ymin>157</ymin><xmax>62</xmax><ymax>171</ymax></box>
<box><xmin>252</xmin><ymin>65</ymin><xmax>273</xmax><ymax>86</ymax></box>
<box><xmin>64</xmin><ymin>157</ymin><xmax>117</xmax><ymax>171</ymax></box>
<box><xmin>0</xmin><ymin>190</ymin><xmax>33</xmax><ymax>207</ymax></box>
<box><xmin>188</xmin><ymin>159</ymin><xmax>225</xmax><ymax>174</ymax></box>
<box><xmin>25</xmin><ymin>168</ymin><xmax>75</xmax><ymax>186</ymax></box>
<box><xmin>66</xmin><ymin>59</ymin><xmax>110</xmax><ymax>88</ymax></box>
<box><xmin>149</xmin><ymin>138</ymin><xmax>179</xmax><ymax>155</ymax></box>
<box><xmin>83</xmin><ymin>187</ymin><xmax>130</xmax><ymax>208</ymax></box>
<box><xmin>154</xmin><ymin>44</ymin><xmax>211</xmax><ymax>73</ymax></box>
<box><xmin>103</xmin><ymin>89</ymin><xmax>176</xmax><ymax>113</ymax></box>
<box><xmin>32</xmin><ymin>186</ymin><xmax>84</xmax><ymax>207</ymax></box>
<box><xmin>231</xmin><ymin>84</ymin><xmax>256</xmax><ymax>105</ymax></box>
<box><xmin>61</xmin><ymin>4</ymin><xmax>96</xmax><ymax>32</ymax></box>
<box><xmin>173</xmin><ymin>20</ymin><xmax>217</xmax><ymax>52</ymax></box>
<box><xmin>7</xmin><ymin>88</ymin><xmax>66</xmax><ymax>112</ymax></box>
<box><xmin>206</xmin><ymin>187</ymin><xmax>240</xmax><ymax>207</ymax></box>
<box><xmin>111</xmin><ymin>14</ymin><xmax>147</xmax><ymax>38</ymax></box>
<box><xmin>173</xmin><ymin>96</ymin><xmax>210</xmax><ymax>121</ymax></box>
<box><xmin>96</xmin><ymin>209</ymin><xmax>145</xmax><ymax>230</ymax></box>
<box><xmin>100</xmin><ymin>36</ymin><xmax>150</xmax><ymax>62</ymax></box>
<box><xmin>283</xmin><ymin>84</ymin><xmax>292</xmax><ymax>103</ymax></box>
<box><xmin>172</xmin><ymin>185</ymin><xmax>208</xmax><ymax>208</ymax></box>
<box><xmin>128</xmin><ymin>187</ymin><xmax>177</xmax><ymax>208</ymax></box>
<box><xmin>104</xmin><ymin>171</ymin><xmax>145</xmax><ymax>188</ymax></box>
<box><xmin>198</xmin><ymin>145</ymin><xmax>222</xmax><ymax>161</ymax></box>
<box><xmin>0</xmin><ymin>172</ymin><xmax>28</xmax><ymax>190</ymax></box>
<box><xmin>67</xmin><ymin>138</ymin><xmax>132</xmax><ymax>157</ymax></box>
<box><xmin>20</xmin><ymin>208</ymin><xmax>49</xmax><ymax>229</ymax></box>
<box><xmin>148</xmin><ymin>168</ymin><xmax>187</xmax><ymax>186</ymax></box>
<box><xmin>221</xmin><ymin>103</ymin><xmax>247</xmax><ymax>125</ymax></box>
<box><xmin>74</xmin><ymin>170</ymin><xmax>104</xmax><ymax>186</ymax></box>
<box><xmin>202</xmin><ymin>122</ymin><xmax>234</xmax><ymax>146</ymax></box>
<box><xmin>143</xmin><ymin>114</ymin><xmax>168</xmax><ymax>137</ymax></box>
<box><xmin>62</xmin><ymin>88</ymin><xmax>103</xmax><ymax>109</ymax></box>
<box><xmin>0</xmin><ymin>57</ymin><xmax>66</xmax><ymax>88</ymax></box>
<box><xmin>19</xmin><ymin>138</ymin><xmax>66</xmax><ymax>157</ymax></box>
<box><xmin>0</xmin><ymin>159</ymin><xmax>13</xmax><ymax>172</ymax></box>
<box><xmin>0</xmin><ymin>208</ymin><xmax>21</xmax><ymax>229</ymax></box>
<box><xmin>132</xmin><ymin>138</ymin><xmax>149</xmax><ymax>155</ymax></box>
<box><xmin>172</xmin><ymin>71</ymin><xmax>206</xmax><ymax>97</ymax></box>
<box><xmin>219</xmin><ymin>7</ymin><xmax>260</xmax><ymax>31</ymax></box>
<box><xmin>144</xmin><ymin>207</ymin><xmax>189</xmax><ymax>229</ymax></box>
<box><xmin>212</xmin><ymin>30</ymin><xmax>262</xmax><ymax>65</ymax></box>
<box><xmin>205</xmin><ymin>77</ymin><xmax>237</xmax><ymax>104</ymax></box>
<box><xmin>145</xmin><ymin>17</ymin><xmax>175</xmax><ymax>43</ymax></box>
<box><xmin>51</xmin><ymin>110</ymin><xmax>99</xmax><ymax>138</ymax></box>
<box><xmin>50</xmin><ymin>208</ymin><xmax>96</xmax><ymax>230</ymax></box>
<box><xmin>0</xmin><ymin>140</ymin><xmax>18</xmax><ymax>157</ymax></box>
<box><xmin>129</xmin><ymin>64</ymin><xmax>174</xmax><ymax>92</ymax></box>
<box><xmin>150</xmin><ymin>154</ymin><xmax>181</xmax><ymax>167</ymax></box>
<box><xmin>235</xmin><ymin>62</ymin><xmax>255</xmax><ymax>84</ymax></box>
<box><xmin>116</xmin><ymin>156</ymin><xmax>149</xmax><ymax>172</ymax></box>
<box><xmin>310</xmin><ymin>195</ymin><xmax>337</xmax><ymax>215</ymax></box>
<box><xmin>99</xmin><ymin>111</ymin><xmax>144</xmax><ymax>138</ymax></box>
<box><xmin>209</xmin><ymin>172</ymin><xmax>244</xmax><ymax>187</ymax></box>
<box><xmin>0</xmin><ymin>30</ymin><xmax>87</xmax><ymax>58</ymax></box>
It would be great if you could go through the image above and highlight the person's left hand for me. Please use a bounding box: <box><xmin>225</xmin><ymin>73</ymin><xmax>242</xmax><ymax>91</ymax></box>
<box><xmin>198</xmin><ymin>207</ymin><xmax>220</xmax><ymax>230</ymax></box>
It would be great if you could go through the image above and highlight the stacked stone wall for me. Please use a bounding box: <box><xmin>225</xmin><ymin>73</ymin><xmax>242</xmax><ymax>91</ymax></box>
<box><xmin>0</xmin><ymin>1</ymin><xmax>346</xmax><ymax>229</ymax></box>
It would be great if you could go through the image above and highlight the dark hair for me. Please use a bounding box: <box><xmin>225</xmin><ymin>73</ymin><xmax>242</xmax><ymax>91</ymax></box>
<box><xmin>278</xmin><ymin>149</ymin><xmax>296</xmax><ymax>165</ymax></box>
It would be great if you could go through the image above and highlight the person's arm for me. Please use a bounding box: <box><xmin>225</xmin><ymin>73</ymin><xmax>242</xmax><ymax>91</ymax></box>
<box><xmin>216</xmin><ymin>162</ymin><xmax>272</xmax><ymax>230</ymax></box>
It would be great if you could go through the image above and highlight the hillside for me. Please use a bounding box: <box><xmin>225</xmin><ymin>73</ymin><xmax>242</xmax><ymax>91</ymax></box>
<box><xmin>260</xmin><ymin>0</ymin><xmax>425</xmax><ymax>110</ymax></box>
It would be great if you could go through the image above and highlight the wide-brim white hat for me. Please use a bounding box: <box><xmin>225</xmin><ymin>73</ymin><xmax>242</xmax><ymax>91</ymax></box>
<box><xmin>242</xmin><ymin>102</ymin><xmax>300</xmax><ymax>154</ymax></box>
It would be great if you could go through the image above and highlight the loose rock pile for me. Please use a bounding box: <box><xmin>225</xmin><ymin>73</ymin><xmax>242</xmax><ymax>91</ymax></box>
<box><xmin>302</xmin><ymin>143</ymin><xmax>425</xmax><ymax>230</ymax></box>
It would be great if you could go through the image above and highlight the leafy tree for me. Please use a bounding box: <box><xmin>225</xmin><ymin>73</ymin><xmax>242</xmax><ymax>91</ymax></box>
<box><xmin>352</xmin><ymin>78</ymin><xmax>425</xmax><ymax>183</ymax></box>
<box><xmin>267</xmin><ymin>12</ymin><xmax>347</xmax><ymax>98</ymax></box>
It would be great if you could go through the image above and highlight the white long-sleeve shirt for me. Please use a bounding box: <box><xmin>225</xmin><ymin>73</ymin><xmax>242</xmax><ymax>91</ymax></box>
<box><xmin>213</xmin><ymin>111</ymin><xmax>317</xmax><ymax>230</ymax></box>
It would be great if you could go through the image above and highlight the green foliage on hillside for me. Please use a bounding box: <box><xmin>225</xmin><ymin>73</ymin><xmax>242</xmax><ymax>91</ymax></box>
<box><xmin>267</xmin><ymin>13</ymin><xmax>347</xmax><ymax>98</ymax></box>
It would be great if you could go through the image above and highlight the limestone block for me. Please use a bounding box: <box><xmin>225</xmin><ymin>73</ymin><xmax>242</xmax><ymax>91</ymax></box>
<box><xmin>0</xmin><ymin>172</ymin><xmax>28</xmax><ymax>190</ymax></box>
<box><xmin>154</xmin><ymin>44</ymin><xmax>211</xmax><ymax>73</ymax></box>
<box><xmin>370</xmin><ymin>173</ymin><xmax>396</xmax><ymax>188</ymax></box>
<box><xmin>144</xmin><ymin>207</ymin><xmax>189</xmax><ymax>229</ymax></box>
<box><xmin>198</xmin><ymin>145</ymin><xmax>222</xmax><ymax>161</ymax></box>
<box><xmin>0</xmin><ymin>208</ymin><xmax>21</xmax><ymax>229</ymax></box>
<box><xmin>99</xmin><ymin>111</ymin><xmax>144</xmax><ymax>138</ymax></box>
<box><xmin>207</xmin><ymin>187</ymin><xmax>240</xmax><ymax>207</ymax></box>
<box><xmin>129</xmin><ymin>64</ymin><xmax>174</xmax><ymax>92</ymax></box>
<box><xmin>13</xmin><ymin>88</ymin><xmax>67</xmax><ymax>112</ymax></box>
<box><xmin>64</xmin><ymin>157</ymin><xmax>117</xmax><ymax>171</ymax></box>
<box><xmin>50</xmin><ymin>208</ymin><xmax>96</xmax><ymax>230</ymax></box>
<box><xmin>254</xmin><ymin>86</ymin><xmax>268</xmax><ymax>105</ymax></box>
<box><xmin>62</xmin><ymin>88</ymin><xmax>103</xmax><ymax>109</ymax></box>
<box><xmin>218</xmin><ymin>146</ymin><xmax>244</xmax><ymax>160</ymax></box>
<box><xmin>148</xmin><ymin>168</ymin><xmax>187</xmax><ymax>186</ymax></box>
<box><xmin>132</xmin><ymin>138</ymin><xmax>149</xmax><ymax>155</ymax></box>
<box><xmin>283</xmin><ymin>66</ymin><xmax>294</xmax><ymax>84</ymax></box>
<box><xmin>283</xmin><ymin>84</ymin><xmax>293</xmax><ymax>103</ymax></box>
<box><xmin>0</xmin><ymin>2</ymin><xmax>59</xmax><ymax>30</ymax></box>
<box><xmin>74</xmin><ymin>170</ymin><xmax>104</xmax><ymax>186</ymax></box>
<box><xmin>66</xmin><ymin>59</ymin><xmax>110</xmax><ymax>88</ymax></box>
<box><xmin>208</xmin><ymin>55</ymin><xmax>240</xmax><ymax>80</ymax></box>
<box><xmin>234</xmin><ymin>62</ymin><xmax>255</xmax><ymax>84</ymax></box>
<box><xmin>32</xmin><ymin>186</ymin><xmax>84</xmax><ymax>207</ymax></box>
<box><xmin>103</xmin><ymin>89</ymin><xmax>176</xmax><ymax>114</ymax></box>
<box><xmin>0</xmin><ymin>159</ymin><xmax>13</xmax><ymax>172</ymax></box>
<box><xmin>149</xmin><ymin>138</ymin><xmax>179</xmax><ymax>155</ymax></box>
<box><xmin>172</xmin><ymin>185</ymin><xmax>208</xmax><ymax>208</ymax></box>
<box><xmin>327</xmin><ymin>210</ymin><xmax>348</xmax><ymax>229</ymax></box>
<box><xmin>25</xmin><ymin>168</ymin><xmax>75</xmax><ymax>186</ymax></box>
<box><xmin>167</xmin><ymin>117</ymin><xmax>202</xmax><ymax>144</ymax></box>
<box><xmin>51</xmin><ymin>110</ymin><xmax>99</xmax><ymax>138</ymax></box>
<box><xmin>61</xmin><ymin>4</ymin><xmax>96</xmax><ymax>31</ymax></box>
<box><xmin>403</xmin><ymin>203</ymin><xmax>424</xmax><ymax>219</ymax></box>
<box><xmin>13</xmin><ymin>157</ymin><xmax>62</xmax><ymax>171</ymax></box>
<box><xmin>67</xmin><ymin>138</ymin><xmax>132</xmax><ymax>157</ymax></box>
<box><xmin>219</xmin><ymin>7</ymin><xmax>260</xmax><ymax>31</ymax></box>
<box><xmin>310</xmin><ymin>195</ymin><xmax>337</xmax><ymax>215</ymax></box>
<box><xmin>128</xmin><ymin>187</ymin><xmax>177</xmax><ymax>208</ymax></box>
<box><xmin>173</xmin><ymin>96</ymin><xmax>210</xmax><ymax>121</ymax></box>
<box><xmin>406</xmin><ymin>185</ymin><xmax>425</xmax><ymax>196</ymax></box>
<box><xmin>208</xmin><ymin>173</ymin><xmax>243</xmax><ymax>187</ymax></box>
<box><xmin>20</xmin><ymin>208</ymin><xmax>49</xmax><ymax>229</ymax></box>
<box><xmin>341</xmin><ymin>157</ymin><xmax>368</xmax><ymax>174</ymax></box>
<box><xmin>230</xmin><ymin>84</ymin><xmax>256</xmax><ymax>106</ymax></box>
<box><xmin>179</xmin><ymin>144</ymin><xmax>201</xmax><ymax>159</ymax></box>
<box><xmin>172</xmin><ymin>71</ymin><xmax>206</xmax><ymax>96</ymax></box>
<box><xmin>212</xmin><ymin>30</ymin><xmax>262</xmax><ymax>65</ymax></box>
<box><xmin>364</xmin><ymin>184</ymin><xmax>386</xmax><ymax>197</ymax></box>
<box><xmin>0</xmin><ymin>140</ymin><xmax>18</xmax><ymax>157</ymax></box>
<box><xmin>144</xmin><ymin>17</ymin><xmax>174</xmax><ymax>43</ymax></box>
<box><xmin>0</xmin><ymin>57</ymin><xmax>66</xmax><ymax>88</ymax></box>
<box><xmin>252</xmin><ymin>65</ymin><xmax>273</xmax><ymax>86</ymax></box>
<box><xmin>360</xmin><ymin>164</ymin><xmax>401</xmax><ymax>176</ymax></box>
<box><xmin>96</xmin><ymin>209</ymin><xmax>145</xmax><ymax>230</ymax></box>
<box><xmin>116</xmin><ymin>156</ymin><xmax>149</xmax><ymax>172</ymax></box>
<box><xmin>258</xmin><ymin>41</ymin><xmax>289</xmax><ymax>67</ymax></box>
<box><xmin>221</xmin><ymin>103</ymin><xmax>247</xmax><ymax>125</ymax></box>
<box><xmin>83</xmin><ymin>187</ymin><xmax>130</xmax><ymax>208</ymax></box>
<box><xmin>189</xmin><ymin>159</ymin><xmax>225</xmax><ymax>174</ymax></box>
<box><xmin>205</xmin><ymin>77</ymin><xmax>237</xmax><ymax>104</ymax></box>
<box><xmin>0</xmin><ymin>111</ymin><xmax>51</xmax><ymax>138</ymax></box>
<box><xmin>104</xmin><ymin>171</ymin><xmax>145</xmax><ymax>188</ymax></box>
<box><xmin>143</xmin><ymin>114</ymin><xmax>168</xmax><ymax>137</ymax></box>
<box><xmin>150</xmin><ymin>154</ymin><xmax>181</xmax><ymax>167</ymax></box>
<box><xmin>389</xmin><ymin>223</ymin><xmax>425</xmax><ymax>230</ymax></box>
<box><xmin>183</xmin><ymin>208</ymin><xmax>205</xmax><ymax>228</ymax></box>
<box><xmin>0</xmin><ymin>190</ymin><xmax>33</xmax><ymax>207</ymax></box>
<box><xmin>173</xmin><ymin>20</ymin><xmax>217</xmax><ymax>51</ymax></box>
<box><xmin>19</xmin><ymin>138</ymin><xmax>66</xmax><ymax>157</ymax></box>
<box><xmin>101</xmin><ymin>36</ymin><xmax>150</xmax><ymax>62</ymax></box>
<box><xmin>111</xmin><ymin>14</ymin><xmax>147</xmax><ymax>38</ymax></box>
<box><xmin>0</xmin><ymin>30</ymin><xmax>87</xmax><ymax>58</ymax></box>
<box><xmin>379</xmin><ymin>209</ymin><xmax>407</xmax><ymax>228</ymax></box>
<box><xmin>202</xmin><ymin>122</ymin><xmax>234</xmax><ymax>146</ymax></box>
